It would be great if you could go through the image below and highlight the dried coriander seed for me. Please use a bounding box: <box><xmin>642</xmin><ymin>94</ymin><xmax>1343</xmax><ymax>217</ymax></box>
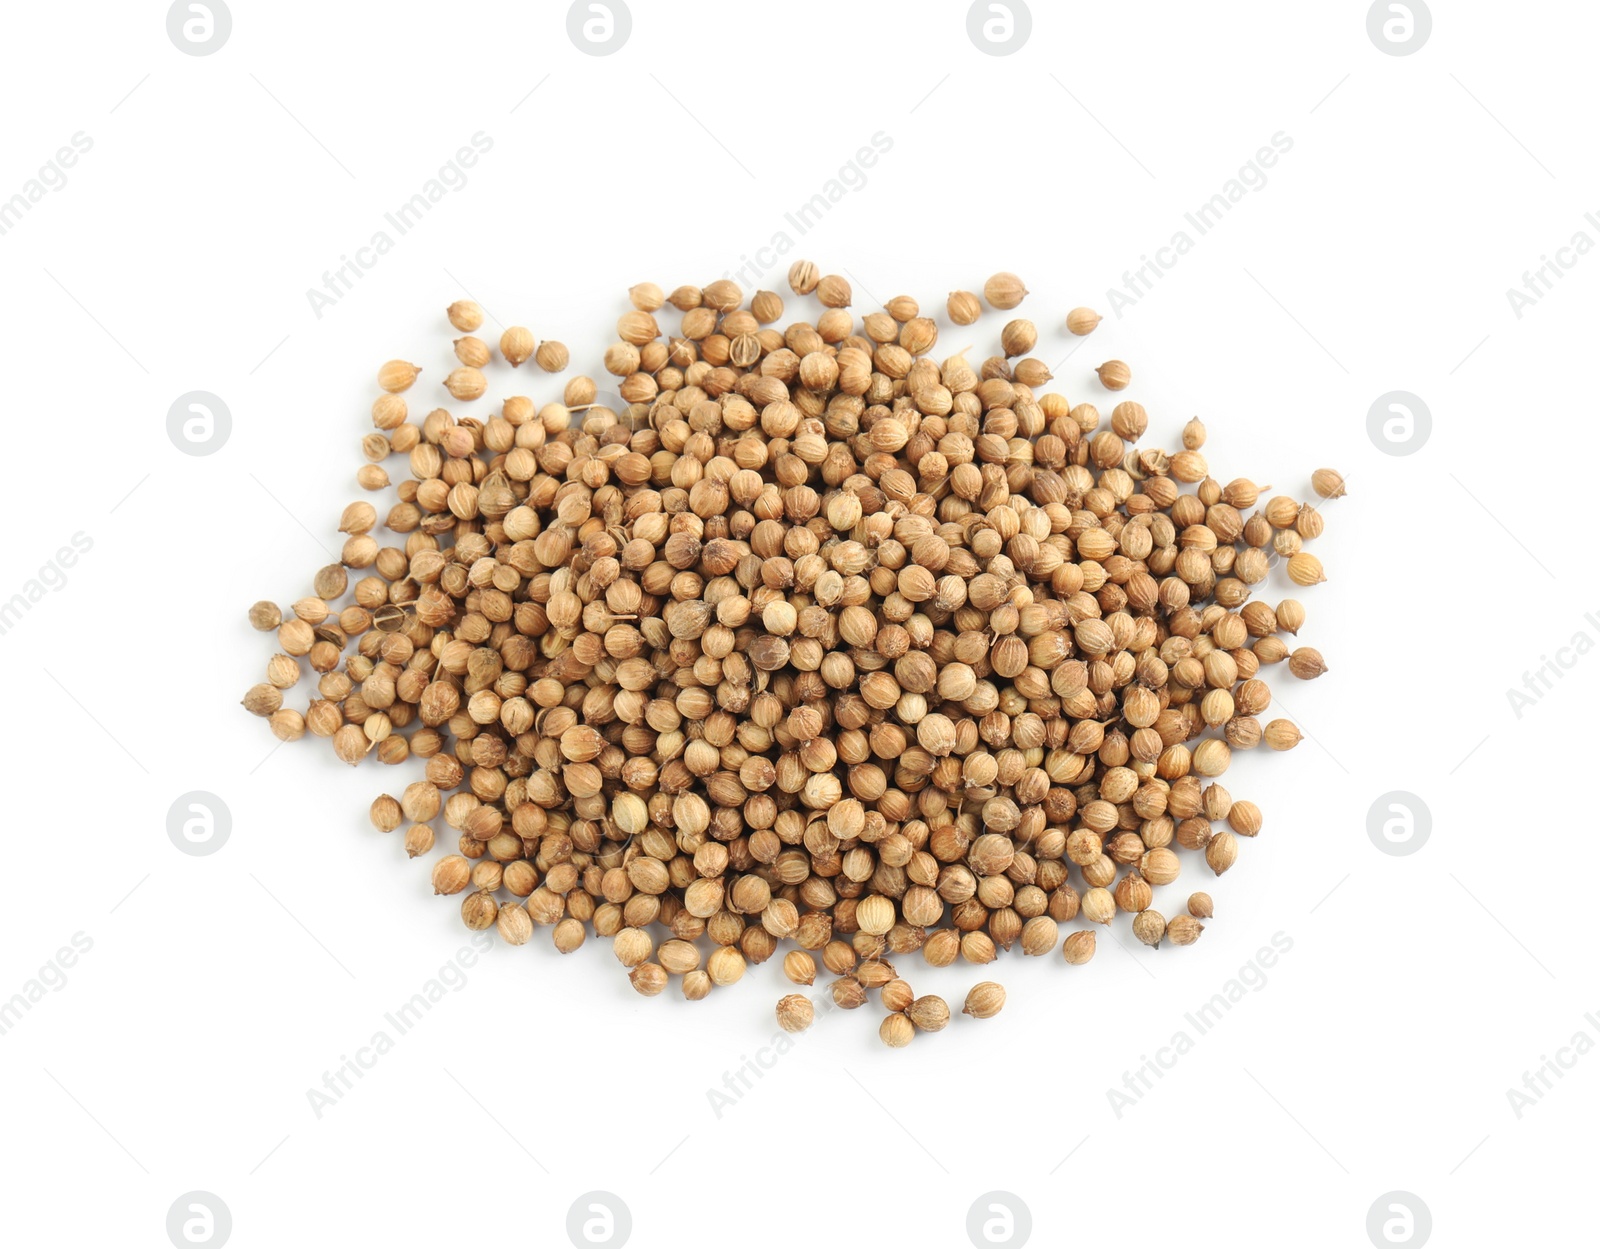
<box><xmin>1166</xmin><ymin>914</ymin><xmax>1205</xmax><ymax>946</ymax></box>
<box><xmin>776</xmin><ymin>994</ymin><xmax>815</xmax><ymax>1033</ymax></box>
<box><xmin>1312</xmin><ymin>467</ymin><xmax>1346</xmax><ymax>499</ymax></box>
<box><xmin>879</xmin><ymin>1013</ymin><xmax>915</xmax><ymax>1048</ymax></box>
<box><xmin>1096</xmin><ymin>359</ymin><xmax>1131</xmax><ymax>390</ymax></box>
<box><xmin>1066</xmin><ymin>306</ymin><xmax>1101</xmax><ymax>335</ymax></box>
<box><xmin>906</xmin><ymin>995</ymin><xmax>950</xmax><ymax>1032</ymax></box>
<box><xmin>962</xmin><ymin>982</ymin><xmax>1006</xmax><ymax>1020</ymax></box>
<box><xmin>499</xmin><ymin>326</ymin><xmax>535</xmax><ymax>367</ymax></box>
<box><xmin>1062</xmin><ymin>931</ymin><xmax>1096</xmax><ymax>965</ymax></box>
<box><xmin>983</xmin><ymin>272</ymin><xmax>1027</xmax><ymax>309</ymax></box>
<box><xmin>248</xmin><ymin>601</ymin><xmax>282</xmax><ymax>631</ymax></box>
<box><xmin>534</xmin><ymin>341</ymin><xmax>569</xmax><ymax>372</ymax></box>
<box><xmin>947</xmin><ymin>290</ymin><xmax>982</xmax><ymax>325</ymax></box>
<box><xmin>446</xmin><ymin>300</ymin><xmax>483</xmax><ymax>332</ymax></box>
<box><xmin>377</xmin><ymin>360</ymin><xmax>420</xmax><ymax>392</ymax></box>
<box><xmin>1132</xmin><ymin>910</ymin><xmax>1166</xmax><ymax>948</ymax></box>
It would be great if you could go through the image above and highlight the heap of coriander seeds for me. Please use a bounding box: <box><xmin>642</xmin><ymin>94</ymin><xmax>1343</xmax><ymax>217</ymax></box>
<box><xmin>243</xmin><ymin>264</ymin><xmax>1338</xmax><ymax>1046</ymax></box>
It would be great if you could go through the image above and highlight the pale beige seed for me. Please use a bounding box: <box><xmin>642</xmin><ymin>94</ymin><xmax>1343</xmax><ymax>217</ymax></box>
<box><xmin>1066</xmin><ymin>307</ymin><xmax>1101</xmax><ymax>335</ymax></box>
<box><xmin>500</xmin><ymin>326</ymin><xmax>536</xmax><ymax>367</ymax></box>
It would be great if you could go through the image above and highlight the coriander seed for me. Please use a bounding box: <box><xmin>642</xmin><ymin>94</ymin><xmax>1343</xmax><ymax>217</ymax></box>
<box><xmin>500</xmin><ymin>326</ymin><xmax>535</xmax><ymax>367</ymax></box>
<box><xmin>1066</xmin><ymin>307</ymin><xmax>1101</xmax><ymax>335</ymax></box>
<box><xmin>776</xmin><ymin>994</ymin><xmax>815</xmax><ymax>1033</ymax></box>
<box><xmin>1062</xmin><ymin>931</ymin><xmax>1096</xmax><ymax>965</ymax></box>
<box><xmin>1096</xmin><ymin>360</ymin><xmax>1131</xmax><ymax>390</ymax></box>
<box><xmin>962</xmin><ymin>982</ymin><xmax>1006</xmax><ymax>1019</ymax></box>
<box><xmin>906</xmin><ymin>995</ymin><xmax>950</xmax><ymax>1032</ymax></box>
<box><xmin>880</xmin><ymin>1012</ymin><xmax>915</xmax><ymax>1048</ymax></box>
<box><xmin>947</xmin><ymin>290</ymin><xmax>982</xmax><ymax>325</ymax></box>
<box><xmin>983</xmin><ymin>272</ymin><xmax>1027</xmax><ymax>309</ymax></box>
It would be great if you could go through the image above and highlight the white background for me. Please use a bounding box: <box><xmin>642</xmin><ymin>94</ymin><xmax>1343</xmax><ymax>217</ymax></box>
<box><xmin>1</xmin><ymin>2</ymin><xmax>1594</xmax><ymax>1246</ymax></box>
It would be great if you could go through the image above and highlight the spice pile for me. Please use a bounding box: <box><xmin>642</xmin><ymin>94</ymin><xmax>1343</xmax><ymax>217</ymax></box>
<box><xmin>243</xmin><ymin>266</ymin><xmax>1339</xmax><ymax>1046</ymax></box>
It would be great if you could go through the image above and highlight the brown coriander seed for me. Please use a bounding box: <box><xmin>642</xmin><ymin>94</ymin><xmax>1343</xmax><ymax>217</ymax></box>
<box><xmin>1132</xmin><ymin>910</ymin><xmax>1166</xmax><ymax>948</ymax></box>
<box><xmin>500</xmin><ymin>326</ymin><xmax>536</xmax><ymax>367</ymax></box>
<box><xmin>1287</xmin><ymin>552</ymin><xmax>1326</xmax><ymax>586</ymax></box>
<box><xmin>461</xmin><ymin>890</ymin><xmax>498</xmax><ymax>931</ymax></box>
<box><xmin>1288</xmin><ymin>647</ymin><xmax>1328</xmax><ymax>680</ymax></box>
<box><xmin>377</xmin><ymin>360</ymin><xmax>421</xmax><ymax>393</ymax></box>
<box><xmin>788</xmin><ymin>259</ymin><xmax>820</xmax><ymax>295</ymax></box>
<box><xmin>881</xmin><ymin>978</ymin><xmax>915</xmax><ymax>1013</ymax></box>
<box><xmin>1001</xmin><ymin>319</ymin><xmax>1037</xmax><ymax>357</ymax></box>
<box><xmin>1275</xmin><ymin>599</ymin><xmax>1307</xmax><ymax>634</ymax></box>
<box><xmin>830</xmin><ymin>978</ymin><xmax>867</xmax><ymax>1010</ymax></box>
<box><xmin>1062</xmin><ymin>931</ymin><xmax>1097</xmax><ymax>965</ymax></box>
<box><xmin>1205</xmin><ymin>831</ymin><xmax>1240</xmax><ymax>875</ymax></box>
<box><xmin>906</xmin><ymin>995</ymin><xmax>950</xmax><ymax>1032</ymax></box>
<box><xmin>453</xmin><ymin>336</ymin><xmax>490</xmax><ymax>368</ymax></box>
<box><xmin>1066</xmin><ymin>307</ymin><xmax>1102</xmax><ymax>335</ymax></box>
<box><xmin>446</xmin><ymin>300</ymin><xmax>484</xmax><ymax>332</ymax></box>
<box><xmin>707</xmin><ymin>946</ymin><xmax>746</xmax><ymax>986</ymax></box>
<box><xmin>983</xmin><ymin>272</ymin><xmax>1027</xmax><ymax>309</ymax></box>
<box><xmin>783</xmin><ymin>950</ymin><xmax>817</xmax><ymax>986</ymax></box>
<box><xmin>1081</xmin><ymin>887</ymin><xmax>1116</xmax><ymax>925</ymax></box>
<box><xmin>431</xmin><ymin>855</ymin><xmax>471</xmax><ymax>895</ymax></box>
<box><xmin>1096</xmin><ymin>360</ymin><xmax>1131</xmax><ymax>390</ymax></box>
<box><xmin>240</xmin><ymin>683</ymin><xmax>281</xmax><ymax>717</ymax></box>
<box><xmin>682</xmin><ymin>970</ymin><xmax>713</xmax><ymax>1001</ymax></box>
<box><xmin>1312</xmin><ymin>467</ymin><xmax>1347</xmax><ymax>499</ymax></box>
<box><xmin>879</xmin><ymin>1013</ymin><xmax>915</xmax><ymax>1048</ymax></box>
<box><xmin>613</xmin><ymin>928</ymin><xmax>653</xmax><ymax>968</ymax></box>
<box><xmin>1020</xmin><ymin>916</ymin><xmax>1059</xmax><ymax>956</ymax></box>
<box><xmin>963</xmin><ymin>982</ymin><xmax>1006</xmax><ymax>1020</ymax></box>
<box><xmin>776</xmin><ymin>994</ymin><xmax>815</xmax><ymax>1033</ymax></box>
<box><xmin>534</xmin><ymin>341</ymin><xmax>570</xmax><ymax>372</ymax></box>
<box><xmin>269</xmin><ymin>709</ymin><xmax>305</xmax><ymax>742</ymax></box>
<box><xmin>947</xmin><ymin>290</ymin><xmax>982</xmax><ymax>325</ymax></box>
<box><xmin>628</xmin><ymin>282</ymin><xmax>665</xmax><ymax>312</ymax></box>
<box><xmin>816</xmin><ymin>274</ymin><xmax>852</xmax><ymax>308</ymax></box>
<box><xmin>444</xmin><ymin>367</ymin><xmax>487</xmax><ymax>401</ymax></box>
<box><xmin>369</xmin><ymin>794</ymin><xmax>402</xmax><ymax>833</ymax></box>
<box><xmin>403</xmin><ymin>825</ymin><xmax>434</xmax><ymax>859</ymax></box>
<box><xmin>1166</xmin><ymin>914</ymin><xmax>1205</xmax><ymax>946</ymax></box>
<box><xmin>495</xmin><ymin>903</ymin><xmax>533</xmax><ymax>946</ymax></box>
<box><xmin>630</xmin><ymin>962</ymin><xmax>668</xmax><ymax>996</ymax></box>
<box><xmin>1263</xmin><ymin>719</ymin><xmax>1302</xmax><ymax>751</ymax></box>
<box><xmin>1013</xmin><ymin>357</ymin><xmax>1053</xmax><ymax>386</ymax></box>
<box><xmin>1188</xmin><ymin>892</ymin><xmax>1215</xmax><ymax>919</ymax></box>
<box><xmin>248</xmin><ymin>601</ymin><xmax>282</xmax><ymax>631</ymax></box>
